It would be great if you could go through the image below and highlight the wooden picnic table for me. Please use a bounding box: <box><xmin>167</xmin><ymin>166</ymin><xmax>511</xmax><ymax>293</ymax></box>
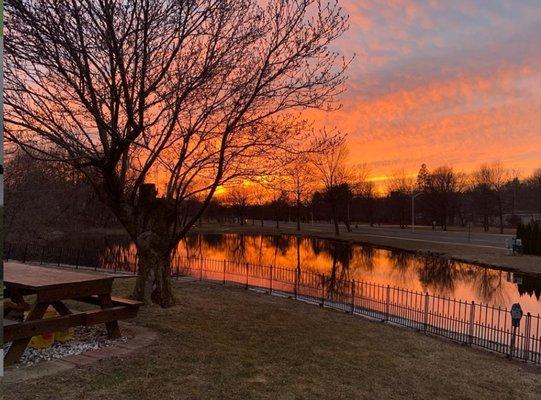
<box><xmin>3</xmin><ymin>262</ymin><xmax>142</xmax><ymax>366</ymax></box>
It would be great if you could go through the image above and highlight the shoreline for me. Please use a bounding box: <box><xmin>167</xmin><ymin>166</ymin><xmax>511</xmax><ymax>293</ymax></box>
<box><xmin>192</xmin><ymin>223</ymin><xmax>541</xmax><ymax>277</ymax></box>
<box><xmin>9</xmin><ymin>222</ymin><xmax>540</xmax><ymax>278</ymax></box>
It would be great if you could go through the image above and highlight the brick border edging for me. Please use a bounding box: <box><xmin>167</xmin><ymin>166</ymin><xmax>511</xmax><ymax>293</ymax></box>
<box><xmin>2</xmin><ymin>323</ymin><xmax>158</xmax><ymax>384</ymax></box>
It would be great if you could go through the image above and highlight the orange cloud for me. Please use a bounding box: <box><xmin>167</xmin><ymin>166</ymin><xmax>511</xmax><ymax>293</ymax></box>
<box><xmin>306</xmin><ymin>1</ymin><xmax>541</xmax><ymax>182</ymax></box>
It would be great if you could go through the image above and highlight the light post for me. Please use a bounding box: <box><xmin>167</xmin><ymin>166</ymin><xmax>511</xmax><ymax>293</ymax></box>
<box><xmin>411</xmin><ymin>192</ymin><xmax>423</xmax><ymax>232</ymax></box>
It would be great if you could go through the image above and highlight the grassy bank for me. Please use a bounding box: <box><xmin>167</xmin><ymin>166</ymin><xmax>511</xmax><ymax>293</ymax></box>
<box><xmin>5</xmin><ymin>278</ymin><xmax>540</xmax><ymax>400</ymax></box>
<box><xmin>192</xmin><ymin>223</ymin><xmax>541</xmax><ymax>277</ymax></box>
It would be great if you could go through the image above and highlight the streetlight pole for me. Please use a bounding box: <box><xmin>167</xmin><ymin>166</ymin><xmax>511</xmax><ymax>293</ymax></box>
<box><xmin>411</xmin><ymin>192</ymin><xmax>423</xmax><ymax>232</ymax></box>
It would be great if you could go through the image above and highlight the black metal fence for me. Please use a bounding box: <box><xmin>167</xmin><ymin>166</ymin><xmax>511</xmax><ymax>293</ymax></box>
<box><xmin>4</xmin><ymin>241</ymin><xmax>541</xmax><ymax>364</ymax></box>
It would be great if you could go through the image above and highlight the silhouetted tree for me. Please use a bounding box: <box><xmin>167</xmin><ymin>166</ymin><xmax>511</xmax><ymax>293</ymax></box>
<box><xmin>312</xmin><ymin>145</ymin><xmax>350</xmax><ymax>235</ymax></box>
<box><xmin>423</xmin><ymin>166</ymin><xmax>459</xmax><ymax>230</ymax></box>
<box><xmin>5</xmin><ymin>0</ymin><xmax>349</xmax><ymax>306</ymax></box>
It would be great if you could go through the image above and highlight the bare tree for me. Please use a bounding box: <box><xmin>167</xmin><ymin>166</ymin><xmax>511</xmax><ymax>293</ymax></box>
<box><xmin>472</xmin><ymin>162</ymin><xmax>511</xmax><ymax>233</ymax></box>
<box><xmin>424</xmin><ymin>166</ymin><xmax>459</xmax><ymax>231</ymax></box>
<box><xmin>5</xmin><ymin>150</ymin><xmax>119</xmax><ymax>242</ymax></box>
<box><xmin>311</xmin><ymin>143</ymin><xmax>349</xmax><ymax>235</ymax></box>
<box><xmin>284</xmin><ymin>155</ymin><xmax>316</xmax><ymax>230</ymax></box>
<box><xmin>386</xmin><ymin>171</ymin><xmax>414</xmax><ymax>228</ymax></box>
<box><xmin>5</xmin><ymin>0</ymin><xmax>349</xmax><ymax>306</ymax></box>
<box><xmin>225</xmin><ymin>183</ymin><xmax>252</xmax><ymax>226</ymax></box>
<box><xmin>269</xmin><ymin>188</ymin><xmax>290</xmax><ymax>229</ymax></box>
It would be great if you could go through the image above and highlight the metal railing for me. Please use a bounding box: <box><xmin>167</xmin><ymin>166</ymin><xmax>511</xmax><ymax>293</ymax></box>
<box><xmin>4</xmin><ymin>241</ymin><xmax>541</xmax><ymax>364</ymax></box>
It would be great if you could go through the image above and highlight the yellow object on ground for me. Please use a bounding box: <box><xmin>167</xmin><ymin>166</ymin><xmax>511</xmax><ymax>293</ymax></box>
<box><xmin>27</xmin><ymin>307</ymin><xmax>57</xmax><ymax>349</ymax></box>
<box><xmin>26</xmin><ymin>307</ymin><xmax>74</xmax><ymax>349</ymax></box>
<box><xmin>54</xmin><ymin>326</ymin><xmax>75</xmax><ymax>343</ymax></box>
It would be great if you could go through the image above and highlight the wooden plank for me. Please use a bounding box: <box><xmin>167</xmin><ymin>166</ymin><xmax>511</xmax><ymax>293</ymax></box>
<box><xmin>4</xmin><ymin>302</ymin><xmax>49</xmax><ymax>366</ymax></box>
<box><xmin>4</xmin><ymin>306</ymin><xmax>138</xmax><ymax>342</ymax></box>
<box><xmin>84</xmin><ymin>306</ymin><xmax>138</xmax><ymax>325</ymax></box>
<box><xmin>110</xmin><ymin>296</ymin><xmax>144</xmax><ymax>307</ymax></box>
<box><xmin>4</xmin><ymin>313</ymin><xmax>85</xmax><ymax>342</ymax></box>
<box><xmin>4</xmin><ymin>262</ymin><xmax>114</xmax><ymax>291</ymax></box>
<box><xmin>78</xmin><ymin>295</ymin><xmax>143</xmax><ymax>308</ymax></box>
<box><xmin>51</xmin><ymin>301</ymin><xmax>73</xmax><ymax>316</ymax></box>
<box><xmin>37</xmin><ymin>279</ymin><xmax>113</xmax><ymax>303</ymax></box>
<box><xmin>98</xmin><ymin>294</ymin><xmax>122</xmax><ymax>339</ymax></box>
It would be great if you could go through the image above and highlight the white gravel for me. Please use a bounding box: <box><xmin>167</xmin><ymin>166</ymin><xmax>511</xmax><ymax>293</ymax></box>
<box><xmin>4</xmin><ymin>326</ymin><xmax>127</xmax><ymax>368</ymax></box>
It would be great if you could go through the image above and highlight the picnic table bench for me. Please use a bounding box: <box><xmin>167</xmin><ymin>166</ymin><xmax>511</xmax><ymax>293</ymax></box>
<box><xmin>3</xmin><ymin>262</ymin><xmax>143</xmax><ymax>366</ymax></box>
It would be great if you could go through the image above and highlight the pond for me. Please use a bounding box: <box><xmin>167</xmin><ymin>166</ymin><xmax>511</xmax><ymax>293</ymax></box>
<box><xmin>8</xmin><ymin>232</ymin><xmax>541</xmax><ymax>315</ymax></box>
<box><xmin>56</xmin><ymin>232</ymin><xmax>541</xmax><ymax>315</ymax></box>
<box><xmin>186</xmin><ymin>234</ymin><xmax>541</xmax><ymax>312</ymax></box>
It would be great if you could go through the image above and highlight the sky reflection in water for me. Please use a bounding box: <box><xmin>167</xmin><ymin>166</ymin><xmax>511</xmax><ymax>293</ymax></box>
<box><xmin>175</xmin><ymin>234</ymin><xmax>541</xmax><ymax>315</ymax></box>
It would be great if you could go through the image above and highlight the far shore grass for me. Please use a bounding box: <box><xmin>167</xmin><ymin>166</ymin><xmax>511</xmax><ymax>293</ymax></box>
<box><xmin>5</xmin><ymin>278</ymin><xmax>541</xmax><ymax>400</ymax></box>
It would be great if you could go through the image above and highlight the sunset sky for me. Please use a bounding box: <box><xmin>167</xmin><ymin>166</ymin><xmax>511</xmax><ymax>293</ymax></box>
<box><xmin>313</xmin><ymin>0</ymin><xmax>541</xmax><ymax>182</ymax></box>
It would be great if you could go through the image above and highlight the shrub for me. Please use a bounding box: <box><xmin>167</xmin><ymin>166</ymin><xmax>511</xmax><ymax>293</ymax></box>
<box><xmin>517</xmin><ymin>221</ymin><xmax>541</xmax><ymax>255</ymax></box>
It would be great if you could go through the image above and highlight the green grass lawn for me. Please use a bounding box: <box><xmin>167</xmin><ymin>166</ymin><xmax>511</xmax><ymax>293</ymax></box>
<box><xmin>4</xmin><ymin>278</ymin><xmax>541</xmax><ymax>400</ymax></box>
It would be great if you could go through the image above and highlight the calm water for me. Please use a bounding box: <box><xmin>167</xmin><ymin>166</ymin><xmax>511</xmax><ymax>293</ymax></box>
<box><xmin>91</xmin><ymin>233</ymin><xmax>541</xmax><ymax>315</ymax></box>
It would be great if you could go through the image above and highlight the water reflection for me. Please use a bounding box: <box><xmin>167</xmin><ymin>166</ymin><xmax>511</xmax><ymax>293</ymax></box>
<box><xmin>49</xmin><ymin>233</ymin><xmax>541</xmax><ymax>314</ymax></box>
<box><xmin>516</xmin><ymin>275</ymin><xmax>541</xmax><ymax>301</ymax></box>
<box><xmin>179</xmin><ymin>233</ymin><xmax>541</xmax><ymax>314</ymax></box>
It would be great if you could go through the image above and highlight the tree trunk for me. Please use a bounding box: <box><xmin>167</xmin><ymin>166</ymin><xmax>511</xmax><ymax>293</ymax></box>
<box><xmin>296</xmin><ymin>198</ymin><xmax>301</xmax><ymax>231</ymax></box>
<box><xmin>498</xmin><ymin>199</ymin><xmax>504</xmax><ymax>234</ymax></box>
<box><xmin>344</xmin><ymin>218</ymin><xmax>351</xmax><ymax>232</ymax></box>
<box><xmin>133</xmin><ymin>243</ymin><xmax>175</xmax><ymax>308</ymax></box>
<box><xmin>333</xmin><ymin>218</ymin><xmax>340</xmax><ymax>235</ymax></box>
<box><xmin>346</xmin><ymin>202</ymin><xmax>351</xmax><ymax>232</ymax></box>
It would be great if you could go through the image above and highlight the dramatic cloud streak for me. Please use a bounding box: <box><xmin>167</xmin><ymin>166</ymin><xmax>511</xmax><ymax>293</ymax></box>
<box><xmin>319</xmin><ymin>0</ymin><xmax>541</xmax><ymax>181</ymax></box>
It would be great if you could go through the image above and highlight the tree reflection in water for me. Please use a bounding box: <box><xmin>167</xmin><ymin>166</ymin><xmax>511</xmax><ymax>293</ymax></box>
<box><xmin>472</xmin><ymin>268</ymin><xmax>507</xmax><ymax>305</ymax></box>
<box><xmin>517</xmin><ymin>275</ymin><xmax>541</xmax><ymax>301</ymax></box>
<box><xmin>50</xmin><ymin>233</ymin><xmax>541</xmax><ymax>309</ymax></box>
<box><xmin>417</xmin><ymin>257</ymin><xmax>460</xmax><ymax>296</ymax></box>
<box><xmin>386</xmin><ymin>250</ymin><xmax>412</xmax><ymax>286</ymax></box>
<box><xmin>312</xmin><ymin>240</ymin><xmax>353</xmax><ymax>299</ymax></box>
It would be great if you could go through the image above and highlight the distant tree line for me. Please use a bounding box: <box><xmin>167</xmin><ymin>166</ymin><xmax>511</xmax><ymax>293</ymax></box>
<box><xmin>217</xmin><ymin>159</ymin><xmax>541</xmax><ymax>235</ymax></box>
<box><xmin>5</xmin><ymin>149</ymin><xmax>541</xmax><ymax>242</ymax></box>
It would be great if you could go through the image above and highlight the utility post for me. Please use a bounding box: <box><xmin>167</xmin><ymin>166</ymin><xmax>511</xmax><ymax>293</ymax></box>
<box><xmin>411</xmin><ymin>192</ymin><xmax>423</xmax><ymax>232</ymax></box>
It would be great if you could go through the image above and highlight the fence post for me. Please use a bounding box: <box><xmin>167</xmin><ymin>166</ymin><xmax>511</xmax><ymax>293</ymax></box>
<box><xmin>384</xmin><ymin>285</ymin><xmax>390</xmax><ymax>322</ymax></box>
<box><xmin>245</xmin><ymin>262</ymin><xmax>249</xmax><ymax>289</ymax></box>
<box><xmin>524</xmin><ymin>313</ymin><xmax>532</xmax><ymax>362</ymax></box>
<box><xmin>509</xmin><ymin>325</ymin><xmax>518</xmax><ymax>359</ymax></box>
<box><xmin>22</xmin><ymin>244</ymin><xmax>29</xmax><ymax>264</ymax></box>
<box><xmin>57</xmin><ymin>247</ymin><xmax>63</xmax><ymax>267</ymax></box>
<box><xmin>200</xmin><ymin>258</ymin><xmax>203</xmax><ymax>281</ymax></box>
<box><xmin>423</xmin><ymin>292</ymin><xmax>429</xmax><ymax>332</ymax></box>
<box><xmin>320</xmin><ymin>274</ymin><xmax>325</xmax><ymax>307</ymax></box>
<box><xmin>223</xmin><ymin>260</ymin><xmax>226</xmax><ymax>285</ymax></box>
<box><xmin>350</xmin><ymin>280</ymin><xmax>355</xmax><ymax>314</ymax></box>
<box><xmin>468</xmin><ymin>301</ymin><xmax>475</xmax><ymax>345</ymax></box>
<box><xmin>40</xmin><ymin>246</ymin><xmax>45</xmax><ymax>265</ymax></box>
<box><xmin>269</xmin><ymin>265</ymin><xmax>273</xmax><ymax>294</ymax></box>
<box><xmin>294</xmin><ymin>269</ymin><xmax>298</xmax><ymax>299</ymax></box>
